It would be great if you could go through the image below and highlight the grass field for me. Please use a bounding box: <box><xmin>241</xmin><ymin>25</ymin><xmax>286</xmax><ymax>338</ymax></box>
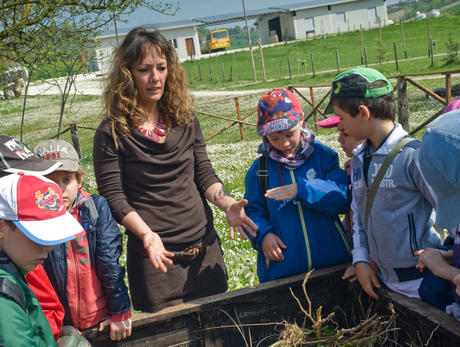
<box><xmin>1</xmin><ymin>71</ymin><xmax>455</xmax><ymax>290</ymax></box>
<box><xmin>184</xmin><ymin>14</ymin><xmax>460</xmax><ymax>91</ymax></box>
<box><xmin>1</xmin><ymin>13</ymin><xmax>459</xmax><ymax>290</ymax></box>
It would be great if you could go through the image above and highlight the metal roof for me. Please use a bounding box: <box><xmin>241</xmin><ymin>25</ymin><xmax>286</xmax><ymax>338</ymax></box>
<box><xmin>100</xmin><ymin>19</ymin><xmax>199</xmax><ymax>38</ymax></box>
<box><xmin>192</xmin><ymin>0</ymin><xmax>358</xmax><ymax>26</ymax></box>
<box><xmin>192</xmin><ymin>8</ymin><xmax>285</xmax><ymax>26</ymax></box>
<box><xmin>99</xmin><ymin>0</ymin><xmax>359</xmax><ymax>37</ymax></box>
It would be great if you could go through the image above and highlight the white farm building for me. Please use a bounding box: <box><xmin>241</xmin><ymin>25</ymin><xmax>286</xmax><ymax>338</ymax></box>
<box><xmin>255</xmin><ymin>0</ymin><xmax>389</xmax><ymax>43</ymax></box>
<box><xmin>93</xmin><ymin>20</ymin><xmax>201</xmax><ymax>73</ymax></box>
<box><xmin>91</xmin><ymin>0</ymin><xmax>389</xmax><ymax>73</ymax></box>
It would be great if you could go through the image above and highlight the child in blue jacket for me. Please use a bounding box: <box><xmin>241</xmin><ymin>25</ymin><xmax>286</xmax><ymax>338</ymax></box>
<box><xmin>244</xmin><ymin>88</ymin><xmax>351</xmax><ymax>283</ymax></box>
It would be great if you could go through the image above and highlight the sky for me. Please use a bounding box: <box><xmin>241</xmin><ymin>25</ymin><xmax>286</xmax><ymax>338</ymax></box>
<box><xmin>116</xmin><ymin>0</ymin><xmax>404</xmax><ymax>32</ymax></box>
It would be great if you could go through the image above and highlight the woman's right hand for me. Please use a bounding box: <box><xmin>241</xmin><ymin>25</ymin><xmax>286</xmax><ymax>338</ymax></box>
<box><xmin>142</xmin><ymin>231</ymin><xmax>174</xmax><ymax>273</ymax></box>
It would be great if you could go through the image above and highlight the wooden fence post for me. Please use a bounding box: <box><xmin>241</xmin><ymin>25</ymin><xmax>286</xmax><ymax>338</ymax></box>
<box><xmin>335</xmin><ymin>50</ymin><xmax>340</xmax><ymax>72</ymax></box>
<box><xmin>287</xmin><ymin>57</ymin><xmax>292</xmax><ymax>79</ymax></box>
<box><xmin>229</xmin><ymin>66</ymin><xmax>233</xmax><ymax>82</ymax></box>
<box><xmin>393</xmin><ymin>42</ymin><xmax>399</xmax><ymax>70</ymax></box>
<box><xmin>70</xmin><ymin>124</ymin><xmax>82</xmax><ymax>158</ymax></box>
<box><xmin>400</xmin><ymin>18</ymin><xmax>408</xmax><ymax>59</ymax></box>
<box><xmin>209</xmin><ymin>64</ymin><xmax>213</xmax><ymax>80</ymax></box>
<box><xmin>234</xmin><ymin>97</ymin><xmax>245</xmax><ymax>141</ymax></box>
<box><xmin>310</xmin><ymin>87</ymin><xmax>318</xmax><ymax>132</ymax></box>
<box><xmin>198</xmin><ymin>64</ymin><xmax>202</xmax><ymax>80</ymax></box>
<box><xmin>429</xmin><ymin>37</ymin><xmax>434</xmax><ymax>67</ymax></box>
<box><xmin>258</xmin><ymin>39</ymin><xmax>267</xmax><ymax>82</ymax></box>
<box><xmin>397</xmin><ymin>77</ymin><xmax>410</xmax><ymax>131</ymax></box>
<box><xmin>310</xmin><ymin>53</ymin><xmax>315</xmax><ymax>77</ymax></box>
<box><xmin>360</xmin><ymin>25</ymin><xmax>364</xmax><ymax>64</ymax></box>
<box><xmin>364</xmin><ymin>46</ymin><xmax>368</xmax><ymax>67</ymax></box>
<box><xmin>446</xmin><ymin>73</ymin><xmax>452</xmax><ymax>104</ymax></box>
<box><xmin>221</xmin><ymin>63</ymin><xmax>225</xmax><ymax>80</ymax></box>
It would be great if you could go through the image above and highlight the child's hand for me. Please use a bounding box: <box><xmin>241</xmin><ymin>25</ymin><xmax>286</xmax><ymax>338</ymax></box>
<box><xmin>415</xmin><ymin>248</ymin><xmax>448</xmax><ymax>275</ymax></box>
<box><xmin>355</xmin><ymin>262</ymin><xmax>380</xmax><ymax>300</ymax></box>
<box><xmin>342</xmin><ymin>264</ymin><xmax>357</xmax><ymax>282</ymax></box>
<box><xmin>265</xmin><ymin>184</ymin><xmax>298</xmax><ymax>201</ymax></box>
<box><xmin>261</xmin><ymin>232</ymin><xmax>287</xmax><ymax>261</ymax></box>
<box><xmin>99</xmin><ymin>317</ymin><xmax>132</xmax><ymax>341</ymax></box>
<box><xmin>453</xmin><ymin>273</ymin><xmax>460</xmax><ymax>297</ymax></box>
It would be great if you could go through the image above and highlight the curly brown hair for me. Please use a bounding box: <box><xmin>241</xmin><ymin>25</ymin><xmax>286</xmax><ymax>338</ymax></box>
<box><xmin>102</xmin><ymin>27</ymin><xmax>194</xmax><ymax>139</ymax></box>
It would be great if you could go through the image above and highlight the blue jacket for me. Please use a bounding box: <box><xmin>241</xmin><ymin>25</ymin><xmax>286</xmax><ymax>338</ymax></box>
<box><xmin>244</xmin><ymin>141</ymin><xmax>351</xmax><ymax>283</ymax></box>
<box><xmin>43</xmin><ymin>194</ymin><xmax>131</xmax><ymax>326</ymax></box>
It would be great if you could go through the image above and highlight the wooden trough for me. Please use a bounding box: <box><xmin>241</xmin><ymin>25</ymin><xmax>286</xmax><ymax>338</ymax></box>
<box><xmin>84</xmin><ymin>264</ymin><xmax>460</xmax><ymax>346</ymax></box>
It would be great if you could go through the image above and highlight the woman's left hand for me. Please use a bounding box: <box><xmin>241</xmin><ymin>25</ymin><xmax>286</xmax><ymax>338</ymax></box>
<box><xmin>225</xmin><ymin>199</ymin><xmax>257</xmax><ymax>240</ymax></box>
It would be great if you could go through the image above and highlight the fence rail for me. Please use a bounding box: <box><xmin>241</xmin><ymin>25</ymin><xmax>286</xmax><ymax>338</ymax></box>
<box><xmin>7</xmin><ymin>70</ymin><xmax>460</xmax><ymax>147</ymax></box>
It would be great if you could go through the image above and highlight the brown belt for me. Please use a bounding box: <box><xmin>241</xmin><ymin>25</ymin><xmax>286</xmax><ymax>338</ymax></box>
<box><xmin>172</xmin><ymin>231</ymin><xmax>216</xmax><ymax>263</ymax></box>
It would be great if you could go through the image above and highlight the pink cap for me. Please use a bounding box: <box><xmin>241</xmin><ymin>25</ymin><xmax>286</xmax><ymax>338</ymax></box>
<box><xmin>442</xmin><ymin>98</ymin><xmax>460</xmax><ymax>114</ymax></box>
<box><xmin>316</xmin><ymin>115</ymin><xmax>341</xmax><ymax>128</ymax></box>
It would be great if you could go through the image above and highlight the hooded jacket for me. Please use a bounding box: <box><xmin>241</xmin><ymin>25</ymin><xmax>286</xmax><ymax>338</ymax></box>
<box><xmin>351</xmin><ymin>123</ymin><xmax>441</xmax><ymax>283</ymax></box>
<box><xmin>244</xmin><ymin>140</ymin><xmax>351</xmax><ymax>283</ymax></box>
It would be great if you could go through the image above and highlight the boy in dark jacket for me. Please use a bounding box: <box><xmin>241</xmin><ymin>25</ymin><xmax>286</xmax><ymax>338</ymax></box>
<box><xmin>244</xmin><ymin>88</ymin><xmax>351</xmax><ymax>283</ymax></box>
<box><xmin>0</xmin><ymin>173</ymin><xmax>83</xmax><ymax>346</ymax></box>
<box><xmin>35</xmin><ymin>139</ymin><xmax>132</xmax><ymax>341</ymax></box>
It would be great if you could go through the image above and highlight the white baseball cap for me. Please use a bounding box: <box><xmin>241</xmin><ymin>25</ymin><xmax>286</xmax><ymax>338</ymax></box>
<box><xmin>0</xmin><ymin>173</ymin><xmax>84</xmax><ymax>245</ymax></box>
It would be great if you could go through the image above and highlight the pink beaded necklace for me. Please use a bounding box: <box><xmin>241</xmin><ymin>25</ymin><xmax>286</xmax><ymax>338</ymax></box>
<box><xmin>138</xmin><ymin>114</ymin><xmax>167</xmax><ymax>142</ymax></box>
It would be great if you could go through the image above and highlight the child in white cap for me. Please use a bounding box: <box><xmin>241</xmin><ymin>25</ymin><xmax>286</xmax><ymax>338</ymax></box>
<box><xmin>0</xmin><ymin>173</ymin><xmax>83</xmax><ymax>346</ymax></box>
<box><xmin>244</xmin><ymin>88</ymin><xmax>351</xmax><ymax>283</ymax></box>
<box><xmin>34</xmin><ymin>139</ymin><xmax>132</xmax><ymax>341</ymax></box>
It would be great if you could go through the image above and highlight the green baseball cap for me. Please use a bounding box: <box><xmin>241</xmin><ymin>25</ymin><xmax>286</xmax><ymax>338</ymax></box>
<box><xmin>325</xmin><ymin>67</ymin><xmax>393</xmax><ymax>114</ymax></box>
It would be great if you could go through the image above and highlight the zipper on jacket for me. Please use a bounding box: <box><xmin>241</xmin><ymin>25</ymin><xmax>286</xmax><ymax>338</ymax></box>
<box><xmin>289</xmin><ymin>171</ymin><xmax>312</xmax><ymax>271</ymax></box>
<box><xmin>334</xmin><ymin>221</ymin><xmax>351</xmax><ymax>255</ymax></box>
<box><xmin>69</xmin><ymin>240</ymin><xmax>81</xmax><ymax>327</ymax></box>
<box><xmin>408</xmin><ymin>213</ymin><xmax>419</xmax><ymax>253</ymax></box>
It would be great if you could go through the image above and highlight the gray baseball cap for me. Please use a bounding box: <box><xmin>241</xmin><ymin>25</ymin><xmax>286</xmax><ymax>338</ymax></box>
<box><xmin>34</xmin><ymin>139</ymin><xmax>80</xmax><ymax>172</ymax></box>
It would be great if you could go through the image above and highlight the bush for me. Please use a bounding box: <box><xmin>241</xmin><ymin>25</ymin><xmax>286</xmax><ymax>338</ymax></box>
<box><xmin>445</xmin><ymin>32</ymin><xmax>459</xmax><ymax>64</ymax></box>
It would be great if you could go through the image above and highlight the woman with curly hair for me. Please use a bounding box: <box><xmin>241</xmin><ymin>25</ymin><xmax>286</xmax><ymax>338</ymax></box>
<box><xmin>93</xmin><ymin>27</ymin><xmax>257</xmax><ymax>312</ymax></box>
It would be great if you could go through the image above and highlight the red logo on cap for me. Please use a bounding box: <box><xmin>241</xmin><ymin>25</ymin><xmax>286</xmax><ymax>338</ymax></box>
<box><xmin>16</xmin><ymin>175</ymin><xmax>67</xmax><ymax>221</ymax></box>
<box><xmin>35</xmin><ymin>187</ymin><xmax>63</xmax><ymax>211</ymax></box>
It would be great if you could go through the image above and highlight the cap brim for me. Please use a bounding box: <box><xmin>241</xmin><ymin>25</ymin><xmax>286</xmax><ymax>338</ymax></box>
<box><xmin>316</xmin><ymin>115</ymin><xmax>341</xmax><ymax>128</ymax></box>
<box><xmin>12</xmin><ymin>212</ymin><xmax>84</xmax><ymax>246</ymax></box>
<box><xmin>4</xmin><ymin>160</ymin><xmax>62</xmax><ymax>176</ymax></box>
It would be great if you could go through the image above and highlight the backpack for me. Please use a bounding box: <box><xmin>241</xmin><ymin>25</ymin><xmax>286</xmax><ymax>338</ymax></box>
<box><xmin>0</xmin><ymin>269</ymin><xmax>26</xmax><ymax>312</ymax></box>
<box><xmin>256</xmin><ymin>155</ymin><xmax>340</xmax><ymax>195</ymax></box>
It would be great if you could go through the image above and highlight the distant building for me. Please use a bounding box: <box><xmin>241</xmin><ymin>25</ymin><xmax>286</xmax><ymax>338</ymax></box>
<box><xmin>92</xmin><ymin>20</ymin><xmax>201</xmax><ymax>73</ymax></box>
<box><xmin>91</xmin><ymin>0</ymin><xmax>390</xmax><ymax>73</ymax></box>
<box><xmin>255</xmin><ymin>0</ymin><xmax>389</xmax><ymax>44</ymax></box>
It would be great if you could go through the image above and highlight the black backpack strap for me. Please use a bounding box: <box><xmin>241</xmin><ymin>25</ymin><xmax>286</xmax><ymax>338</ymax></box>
<box><xmin>257</xmin><ymin>155</ymin><xmax>268</xmax><ymax>195</ymax></box>
<box><xmin>0</xmin><ymin>277</ymin><xmax>26</xmax><ymax>312</ymax></box>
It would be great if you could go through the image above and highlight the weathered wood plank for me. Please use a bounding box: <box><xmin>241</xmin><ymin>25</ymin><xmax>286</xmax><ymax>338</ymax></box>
<box><xmin>84</xmin><ymin>263</ymin><xmax>460</xmax><ymax>346</ymax></box>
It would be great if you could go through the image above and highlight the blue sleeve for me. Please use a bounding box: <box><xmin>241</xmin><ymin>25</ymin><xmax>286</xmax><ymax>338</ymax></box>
<box><xmin>244</xmin><ymin>159</ymin><xmax>276</xmax><ymax>251</ymax></box>
<box><xmin>92</xmin><ymin>195</ymin><xmax>132</xmax><ymax>316</ymax></box>
<box><xmin>296</xmin><ymin>144</ymin><xmax>349</xmax><ymax>216</ymax></box>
